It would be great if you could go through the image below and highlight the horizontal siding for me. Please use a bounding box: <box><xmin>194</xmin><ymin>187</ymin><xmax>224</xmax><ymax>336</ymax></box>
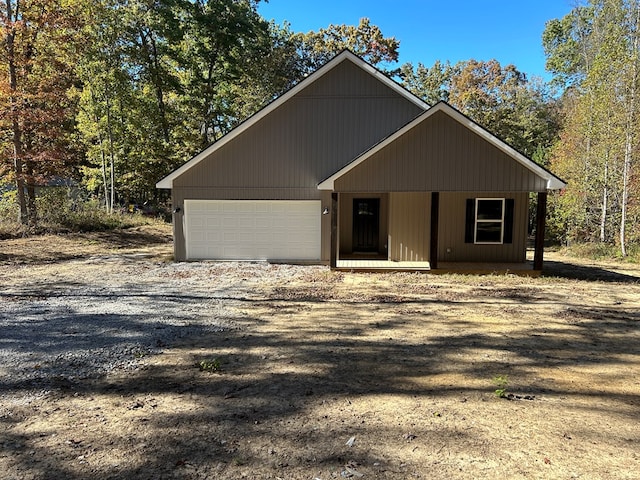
<box><xmin>438</xmin><ymin>192</ymin><xmax>529</xmax><ymax>263</ymax></box>
<box><xmin>334</xmin><ymin>111</ymin><xmax>548</xmax><ymax>193</ymax></box>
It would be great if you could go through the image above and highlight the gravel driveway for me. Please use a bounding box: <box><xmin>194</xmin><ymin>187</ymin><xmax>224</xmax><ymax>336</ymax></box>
<box><xmin>0</xmin><ymin>255</ymin><xmax>311</xmax><ymax>413</ymax></box>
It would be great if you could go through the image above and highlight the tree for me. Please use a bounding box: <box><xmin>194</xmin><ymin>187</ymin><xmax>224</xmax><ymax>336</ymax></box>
<box><xmin>71</xmin><ymin>4</ymin><xmax>406</xmax><ymax>207</ymax></box>
<box><xmin>0</xmin><ymin>0</ymin><xmax>85</xmax><ymax>226</ymax></box>
<box><xmin>544</xmin><ymin>0</ymin><xmax>640</xmax><ymax>252</ymax></box>
<box><xmin>295</xmin><ymin>18</ymin><xmax>400</xmax><ymax>75</ymax></box>
<box><xmin>179</xmin><ymin>0</ymin><xmax>273</xmax><ymax>145</ymax></box>
<box><xmin>399</xmin><ymin>60</ymin><xmax>452</xmax><ymax>105</ymax></box>
<box><xmin>400</xmin><ymin>59</ymin><xmax>560</xmax><ymax>158</ymax></box>
<box><xmin>76</xmin><ymin>0</ymin><xmax>131</xmax><ymax>213</ymax></box>
<box><xmin>220</xmin><ymin>21</ymin><xmax>307</xmax><ymax>121</ymax></box>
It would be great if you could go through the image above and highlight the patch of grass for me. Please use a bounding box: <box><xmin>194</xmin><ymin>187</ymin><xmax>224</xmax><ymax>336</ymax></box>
<box><xmin>558</xmin><ymin>242</ymin><xmax>640</xmax><ymax>263</ymax></box>
<box><xmin>197</xmin><ymin>358</ymin><xmax>221</xmax><ymax>373</ymax></box>
<box><xmin>493</xmin><ymin>374</ymin><xmax>509</xmax><ymax>399</ymax></box>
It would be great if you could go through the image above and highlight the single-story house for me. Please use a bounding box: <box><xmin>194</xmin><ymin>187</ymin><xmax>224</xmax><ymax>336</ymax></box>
<box><xmin>157</xmin><ymin>50</ymin><xmax>565</xmax><ymax>272</ymax></box>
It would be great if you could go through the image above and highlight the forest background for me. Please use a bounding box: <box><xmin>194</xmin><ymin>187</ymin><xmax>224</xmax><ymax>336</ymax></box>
<box><xmin>1</xmin><ymin>0</ymin><xmax>639</xmax><ymax>258</ymax></box>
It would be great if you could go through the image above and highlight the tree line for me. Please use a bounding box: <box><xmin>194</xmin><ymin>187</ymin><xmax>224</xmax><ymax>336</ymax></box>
<box><xmin>1</xmin><ymin>0</ymin><xmax>638</xmax><ymax>254</ymax></box>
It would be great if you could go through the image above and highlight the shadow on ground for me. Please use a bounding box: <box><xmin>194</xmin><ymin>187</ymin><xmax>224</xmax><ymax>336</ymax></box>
<box><xmin>543</xmin><ymin>259</ymin><xmax>640</xmax><ymax>282</ymax></box>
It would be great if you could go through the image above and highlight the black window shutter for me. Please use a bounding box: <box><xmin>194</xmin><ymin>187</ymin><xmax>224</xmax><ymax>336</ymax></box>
<box><xmin>464</xmin><ymin>199</ymin><xmax>475</xmax><ymax>243</ymax></box>
<box><xmin>503</xmin><ymin>198</ymin><xmax>515</xmax><ymax>244</ymax></box>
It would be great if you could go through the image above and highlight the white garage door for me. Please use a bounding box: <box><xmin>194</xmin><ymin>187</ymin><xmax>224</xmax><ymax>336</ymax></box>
<box><xmin>184</xmin><ymin>200</ymin><xmax>321</xmax><ymax>261</ymax></box>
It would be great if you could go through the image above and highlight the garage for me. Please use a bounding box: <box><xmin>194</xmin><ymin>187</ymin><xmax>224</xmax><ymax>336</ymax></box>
<box><xmin>183</xmin><ymin>200</ymin><xmax>322</xmax><ymax>261</ymax></box>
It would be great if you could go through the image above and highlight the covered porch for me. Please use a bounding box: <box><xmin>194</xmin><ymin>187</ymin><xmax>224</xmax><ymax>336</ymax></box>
<box><xmin>329</xmin><ymin>191</ymin><xmax>548</xmax><ymax>273</ymax></box>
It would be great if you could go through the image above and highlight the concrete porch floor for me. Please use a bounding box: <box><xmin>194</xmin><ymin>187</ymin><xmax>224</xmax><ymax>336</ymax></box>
<box><xmin>334</xmin><ymin>257</ymin><xmax>538</xmax><ymax>275</ymax></box>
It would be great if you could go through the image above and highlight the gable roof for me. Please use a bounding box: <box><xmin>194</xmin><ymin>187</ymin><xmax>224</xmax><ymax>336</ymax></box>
<box><xmin>156</xmin><ymin>50</ymin><xmax>430</xmax><ymax>189</ymax></box>
<box><xmin>317</xmin><ymin>101</ymin><xmax>567</xmax><ymax>191</ymax></box>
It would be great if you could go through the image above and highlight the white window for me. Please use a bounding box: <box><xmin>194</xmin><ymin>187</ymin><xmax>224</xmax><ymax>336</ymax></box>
<box><xmin>475</xmin><ymin>198</ymin><xmax>505</xmax><ymax>244</ymax></box>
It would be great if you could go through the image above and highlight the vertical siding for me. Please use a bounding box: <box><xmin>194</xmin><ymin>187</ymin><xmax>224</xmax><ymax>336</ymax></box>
<box><xmin>438</xmin><ymin>192</ymin><xmax>529</xmax><ymax>263</ymax></box>
<box><xmin>320</xmin><ymin>190</ymin><xmax>332</xmax><ymax>262</ymax></box>
<box><xmin>172</xmin><ymin>189</ymin><xmax>186</xmax><ymax>261</ymax></box>
<box><xmin>334</xmin><ymin>111</ymin><xmax>548</xmax><ymax>193</ymax></box>
<box><xmin>388</xmin><ymin>192</ymin><xmax>431</xmax><ymax>262</ymax></box>
<box><xmin>173</xmin><ymin>60</ymin><xmax>424</xmax><ymax>195</ymax></box>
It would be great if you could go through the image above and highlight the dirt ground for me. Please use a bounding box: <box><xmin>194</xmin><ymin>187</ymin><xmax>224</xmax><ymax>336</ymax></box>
<box><xmin>1</xmin><ymin>224</ymin><xmax>639</xmax><ymax>480</ymax></box>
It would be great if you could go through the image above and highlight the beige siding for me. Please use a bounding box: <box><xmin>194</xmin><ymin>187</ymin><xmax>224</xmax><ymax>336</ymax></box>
<box><xmin>438</xmin><ymin>192</ymin><xmax>529</xmax><ymax>263</ymax></box>
<box><xmin>173</xmin><ymin>61</ymin><xmax>423</xmax><ymax>193</ymax></box>
<box><xmin>320</xmin><ymin>191</ymin><xmax>332</xmax><ymax>263</ymax></box>
<box><xmin>171</xmin><ymin>60</ymin><xmax>423</xmax><ymax>261</ymax></box>
<box><xmin>388</xmin><ymin>192</ymin><xmax>430</xmax><ymax>261</ymax></box>
<box><xmin>334</xmin><ymin>111</ymin><xmax>548</xmax><ymax>193</ymax></box>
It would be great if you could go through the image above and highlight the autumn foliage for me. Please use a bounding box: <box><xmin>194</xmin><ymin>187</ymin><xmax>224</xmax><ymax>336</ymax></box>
<box><xmin>0</xmin><ymin>0</ymin><xmax>85</xmax><ymax>225</ymax></box>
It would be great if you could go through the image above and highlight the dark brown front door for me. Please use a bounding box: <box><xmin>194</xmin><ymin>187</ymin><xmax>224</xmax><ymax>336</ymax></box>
<box><xmin>353</xmin><ymin>198</ymin><xmax>380</xmax><ymax>252</ymax></box>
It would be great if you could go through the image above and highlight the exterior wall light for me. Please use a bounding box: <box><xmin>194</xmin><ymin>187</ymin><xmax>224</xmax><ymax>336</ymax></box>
<box><xmin>322</xmin><ymin>207</ymin><xmax>330</xmax><ymax>215</ymax></box>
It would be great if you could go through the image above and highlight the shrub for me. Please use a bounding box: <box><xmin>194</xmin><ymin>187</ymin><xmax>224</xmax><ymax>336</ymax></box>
<box><xmin>0</xmin><ymin>191</ymin><xmax>23</xmax><ymax>239</ymax></box>
<box><xmin>558</xmin><ymin>242</ymin><xmax>640</xmax><ymax>263</ymax></box>
<box><xmin>0</xmin><ymin>187</ymin><xmax>162</xmax><ymax>237</ymax></box>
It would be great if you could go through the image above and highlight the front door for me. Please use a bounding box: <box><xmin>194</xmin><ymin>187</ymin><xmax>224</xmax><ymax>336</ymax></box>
<box><xmin>353</xmin><ymin>198</ymin><xmax>380</xmax><ymax>252</ymax></box>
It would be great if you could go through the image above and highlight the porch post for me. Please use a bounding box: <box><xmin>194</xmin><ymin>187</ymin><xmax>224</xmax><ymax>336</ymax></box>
<box><xmin>330</xmin><ymin>192</ymin><xmax>338</xmax><ymax>269</ymax></box>
<box><xmin>430</xmin><ymin>192</ymin><xmax>439</xmax><ymax>270</ymax></box>
<box><xmin>534</xmin><ymin>191</ymin><xmax>548</xmax><ymax>271</ymax></box>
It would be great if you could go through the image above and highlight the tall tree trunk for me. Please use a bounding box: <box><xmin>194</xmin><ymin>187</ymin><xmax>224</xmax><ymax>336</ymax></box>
<box><xmin>89</xmin><ymin>88</ymin><xmax>110</xmax><ymax>211</ymax></box>
<box><xmin>100</xmin><ymin>141</ymin><xmax>109</xmax><ymax>211</ymax></box>
<box><xmin>106</xmin><ymin>95</ymin><xmax>116</xmax><ymax>214</ymax></box>
<box><xmin>110</xmin><ymin>150</ymin><xmax>115</xmax><ymax>214</ymax></box>
<box><xmin>139</xmin><ymin>28</ymin><xmax>170</xmax><ymax>143</ymax></box>
<box><xmin>621</xmin><ymin>135</ymin><xmax>631</xmax><ymax>256</ymax></box>
<box><xmin>25</xmin><ymin>159</ymin><xmax>37</xmax><ymax>227</ymax></box>
<box><xmin>12</xmin><ymin>144</ymin><xmax>28</xmax><ymax>224</ymax></box>
<box><xmin>600</xmin><ymin>157</ymin><xmax>608</xmax><ymax>242</ymax></box>
<box><xmin>5</xmin><ymin>0</ymin><xmax>28</xmax><ymax>224</ymax></box>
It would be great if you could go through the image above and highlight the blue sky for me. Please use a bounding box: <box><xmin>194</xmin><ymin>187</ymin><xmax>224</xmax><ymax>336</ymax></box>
<box><xmin>258</xmin><ymin>0</ymin><xmax>576</xmax><ymax>80</ymax></box>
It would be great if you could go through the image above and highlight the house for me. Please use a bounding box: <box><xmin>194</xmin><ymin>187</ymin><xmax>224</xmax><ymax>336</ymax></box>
<box><xmin>156</xmin><ymin>50</ymin><xmax>565</xmax><ymax>272</ymax></box>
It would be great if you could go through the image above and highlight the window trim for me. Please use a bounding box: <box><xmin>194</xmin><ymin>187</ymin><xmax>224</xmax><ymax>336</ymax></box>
<box><xmin>474</xmin><ymin>198</ymin><xmax>505</xmax><ymax>244</ymax></box>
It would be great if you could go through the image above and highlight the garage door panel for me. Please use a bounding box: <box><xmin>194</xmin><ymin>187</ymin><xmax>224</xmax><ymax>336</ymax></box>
<box><xmin>190</xmin><ymin>231</ymin><xmax>206</xmax><ymax>243</ymax></box>
<box><xmin>254</xmin><ymin>217</ymin><xmax>272</xmax><ymax>228</ymax></box>
<box><xmin>237</xmin><ymin>217</ymin><xmax>257</xmax><ymax>228</ymax></box>
<box><xmin>184</xmin><ymin>200</ymin><xmax>321</xmax><ymax>261</ymax></box>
